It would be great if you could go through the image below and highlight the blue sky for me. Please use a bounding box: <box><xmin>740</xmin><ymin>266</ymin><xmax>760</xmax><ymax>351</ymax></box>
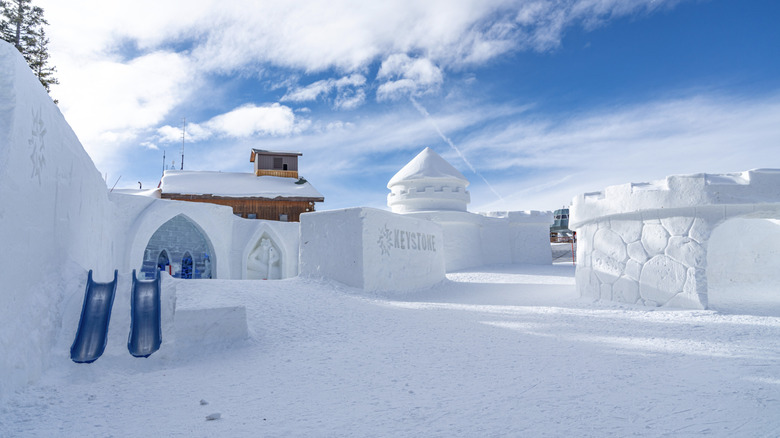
<box><xmin>38</xmin><ymin>0</ymin><xmax>780</xmax><ymax>211</ymax></box>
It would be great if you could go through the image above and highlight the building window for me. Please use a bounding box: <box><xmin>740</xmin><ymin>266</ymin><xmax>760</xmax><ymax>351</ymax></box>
<box><xmin>247</xmin><ymin>213</ymin><xmax>257</xmax><ymax>219</ymax></box>
<box><xmin>279</xmin><ymin>214</ymin><xmax>288</xmax><ymax>222</ymax></box>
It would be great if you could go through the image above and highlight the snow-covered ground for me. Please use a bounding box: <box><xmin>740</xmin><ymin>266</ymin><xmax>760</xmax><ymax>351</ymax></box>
<box><xmin>3</xmin><ymin>263</ymin><xmax>780</xmax><ymax>437</ymax></box>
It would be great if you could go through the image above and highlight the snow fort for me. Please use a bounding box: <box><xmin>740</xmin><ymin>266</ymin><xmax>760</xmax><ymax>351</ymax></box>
<box><xmin>570</xmin><ymin>169</ymin><xmax>780</xmax><ymax>309</ymax></box>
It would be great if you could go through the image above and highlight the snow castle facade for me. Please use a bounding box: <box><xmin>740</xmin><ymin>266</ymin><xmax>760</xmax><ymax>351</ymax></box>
<box><xmin>0</xmin><ymin>41</ymin><xmax>553</xmax><ymax>397</ymax></box>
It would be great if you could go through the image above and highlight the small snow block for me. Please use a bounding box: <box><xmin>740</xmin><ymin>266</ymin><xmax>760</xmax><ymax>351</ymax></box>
<box><xmin>206</xmin><ymin>413</ymin><xmax>221</xmax><ymax>421</ymax></box>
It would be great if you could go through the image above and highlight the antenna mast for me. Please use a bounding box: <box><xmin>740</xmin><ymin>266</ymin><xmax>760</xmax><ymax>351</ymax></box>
<box><xmin>180</xmin><ymin>117</ymin><xmax>186</xmax><ymax>170</ymax></box>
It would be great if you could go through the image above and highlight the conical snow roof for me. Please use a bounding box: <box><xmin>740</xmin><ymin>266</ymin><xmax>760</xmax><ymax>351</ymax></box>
<box><xmin>387</xmin><ymin>147</ymin><xmax>469</xmax><ymax>188</ymax></box>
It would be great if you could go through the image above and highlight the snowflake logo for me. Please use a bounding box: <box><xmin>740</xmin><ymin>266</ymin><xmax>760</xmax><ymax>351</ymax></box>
<box><xmin>377</xmin><ymin>224</ymin><xmax>393</xmax><ymax>256</ymax></box>
<box><xmin>29</xmin><ymin>107</ymin><xmax>46</xmax><ymax>185</ymax></box>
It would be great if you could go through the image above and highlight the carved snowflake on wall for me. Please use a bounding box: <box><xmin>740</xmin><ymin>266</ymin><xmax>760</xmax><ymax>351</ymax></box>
<box><xmin>377</xmin><ymin>224</ymin><xmax>394</xmax><ymax>256</ymax></box>
<box><xmin>29</xmin><ymin>108</ymin><xmax>46</xmax><ymax>185</ymax></box>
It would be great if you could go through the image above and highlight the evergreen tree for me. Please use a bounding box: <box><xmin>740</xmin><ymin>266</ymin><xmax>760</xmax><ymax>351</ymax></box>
<box><xmin>0</xmin><ymin>0</ymin><xmax>59</xmax><ymax>98</ymax></box>
<box><xmin>27</xmin><ymin>24</ymin><xmax>58</xmax><ymax>94</ymax></box>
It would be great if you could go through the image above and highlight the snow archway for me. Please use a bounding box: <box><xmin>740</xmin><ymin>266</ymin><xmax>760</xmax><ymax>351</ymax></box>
<box><xmin>140</xmin><ymin>214</ymin><xmax>216</xmax><ymax>279</ymax></box>
<box><xmin>707</xmin><ymin>218</ymin><xmax>780</xmax><ymax>314</ymax></box>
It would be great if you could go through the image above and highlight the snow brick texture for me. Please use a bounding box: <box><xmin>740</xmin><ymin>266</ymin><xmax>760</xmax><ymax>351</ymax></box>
<box><xmin>570</xmin><ymin>169</ymin><xmax>780</xmax><ymax>309</ymax></box>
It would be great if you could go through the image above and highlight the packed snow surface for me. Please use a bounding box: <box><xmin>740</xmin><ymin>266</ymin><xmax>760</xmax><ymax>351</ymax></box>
<box><xmin>3</xmin><ymin>264</ymin><xmax>780</xmax><ymax>437</ymax></box>
<box><xmin>160</xmin><ymin>170</ymin><xmax>323</xmax><ymax>199</ymax></box>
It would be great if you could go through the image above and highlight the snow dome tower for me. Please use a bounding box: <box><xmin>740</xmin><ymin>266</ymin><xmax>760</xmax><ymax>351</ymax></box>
<box><xmin>387</xmin><ymin>147</ymin><xmax>471</xmax><ymax>213</ymax></box>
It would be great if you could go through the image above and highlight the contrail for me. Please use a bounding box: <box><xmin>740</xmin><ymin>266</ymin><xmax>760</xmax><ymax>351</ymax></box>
<box><xmin>410</xmin><ymin>97</ymin><xmax>504</xmax><ymax>203</ymax></box>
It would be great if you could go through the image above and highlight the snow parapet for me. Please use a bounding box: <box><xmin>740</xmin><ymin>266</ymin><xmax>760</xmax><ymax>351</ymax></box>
<box><xmin>571</xmin><ymin>169</ymin><xmax>780</xmax><ymax>228</ymax></box>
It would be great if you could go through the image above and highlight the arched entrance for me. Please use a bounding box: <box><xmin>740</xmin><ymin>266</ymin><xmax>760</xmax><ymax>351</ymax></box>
<box><xmin>140</xmin><ymin>215</ymin><xmax>215</xmax><ymax>279</ymax></box>
<box><xmin>157</xmin><ymin>250</ymin><xmax>170</xmax><ymax>275</ymax></box>
<box><xmin>707</xmin><ymin>218</ymin><xmax>780</xmax><ymax>315</ymax></box>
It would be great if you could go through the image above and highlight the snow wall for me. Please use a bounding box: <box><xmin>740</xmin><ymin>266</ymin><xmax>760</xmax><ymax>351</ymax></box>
<box><xmin>401</xmin><ymin>210</ymin><xmax>552</xmax><ymax>272</ymax></box>
<box><xmin>300</xmin><ymin>208</ymin><xmax>446</xmax><ymax>292</ymax></box>
<box><xmin>570</xmin><ymin>169</ymin><xmax>780</xmax><ymax>309</ymax></box>
<box><xmin>0</xmin><ymin>42</ymin><xmax>123</xmax><ymax>399</ymax></box>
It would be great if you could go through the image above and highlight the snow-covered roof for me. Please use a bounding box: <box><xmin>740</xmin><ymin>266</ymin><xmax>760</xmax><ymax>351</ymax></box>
<box><xmin>388</xmin><ymin>147</ymin><xmax>469</xmax><ymax>188</ymax></box>
<box><xmin>160</xmin><ymin>170</ymin><xmax>323</xmax><ymax>200</ymax></box>
<box><xmin>111</xmin><ymin>188</ymin><xmax>162</xmax><ymax>198</ymax></box>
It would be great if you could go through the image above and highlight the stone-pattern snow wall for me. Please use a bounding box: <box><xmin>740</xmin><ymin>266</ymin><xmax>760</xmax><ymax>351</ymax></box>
<box><xmin>570</xmin><ymin>169</ymin><xmax>780</xmax><ymax>309</ymax></box>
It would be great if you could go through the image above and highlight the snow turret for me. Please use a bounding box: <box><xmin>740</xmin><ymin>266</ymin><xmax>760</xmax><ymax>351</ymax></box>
<box><xmin>387</xmin><ymin>147</ymin><xmax>470</xmax><ymax>213</ymax></box>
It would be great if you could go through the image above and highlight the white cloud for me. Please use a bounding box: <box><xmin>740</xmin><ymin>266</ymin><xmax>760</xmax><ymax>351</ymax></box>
<box><xmin>334</xmin><ymin>88</ymin><xmax>366</xmax><ymax>110</ymax></box>
<box><xmin>32</xmin><ymin>0</ymin><xmax>697</xmax><ymax>191</ymax></box>
<box><xmin>376</xmin><ymin>54</ymin><xmax>443</xmax><ymax>101</ymax></box>
<box><xmin>156</xmin><ymin>103</ymin><xmax>303</xmax><ymax>144</ymax></box>
<box><xmin>209</xmin><ymin>103</ymin><xmax>298</xmax><ymax>136</ymax></box>
<box><xmin>51</xmin><ymin>49</ymin><xmax>196</xmax><ymax>170</ymax></box>
<box><xmin>40</xmin><ymin>0</ymin><xmax>685</xmax><ymax>77</ymax></box>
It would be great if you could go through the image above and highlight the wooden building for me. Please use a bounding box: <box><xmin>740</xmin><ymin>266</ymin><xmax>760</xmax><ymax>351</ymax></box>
<box><xmin>250</xmin><ymin>149</ymin><xmax>301</xmax><ymax>178</ymax></box>
<box><xmin>160</xmin><ymin>150</ymin><xmax>324</xmax><ymax>222</ymax></box>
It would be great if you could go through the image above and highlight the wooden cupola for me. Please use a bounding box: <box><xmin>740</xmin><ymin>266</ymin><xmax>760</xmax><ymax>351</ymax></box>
<box><xmin>250</xmin><ymin>149</ymin><xmax>302</xmax><ymax>178</ymax></box>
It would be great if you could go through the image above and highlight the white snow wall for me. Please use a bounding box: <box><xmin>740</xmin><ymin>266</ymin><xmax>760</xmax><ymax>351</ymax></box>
<box><xmin>0</xmin><ymin>42</ymin><xmax>117</xmax><ymax>399</ymax></box>
<box><xmin>300</xmin><ymin>208</ymin><xmax>445</xmax><ymax>292</ymax></box>
<box><xmin>401</xmin><ymin>210</ymin><xmax>552</xmax><ymax>272</ymax></box>
<box><xmin>570</xmin><ymin>169</ymin><xmax>780</xmax><ymax>309</ymax></box>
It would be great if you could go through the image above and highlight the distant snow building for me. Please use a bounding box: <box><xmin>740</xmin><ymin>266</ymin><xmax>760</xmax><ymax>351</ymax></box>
<box><xmin>160</xmin><ymin>149</ymin><xmax>324</xmax><ymax>222</ymax></box>
<box><xmin>385</xmin><ymin>147</ymin><xmax>552</xmax><ymax>271</ymax></box>
<box><xmin>387</xmin><ymin>147</ymin><xmax>471</xmax><ymax>213</ymax></box>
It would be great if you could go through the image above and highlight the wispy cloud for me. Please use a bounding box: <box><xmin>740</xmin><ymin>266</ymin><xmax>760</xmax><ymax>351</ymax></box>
<box><xmin>189</xmin><ymin>92</ymin><xmax>780</xmax><ymax>211</ymax></box>
<box><xmin>282</xmin><ymin>74</ymin><xmax>367</xmax><ymax>109</ymax></box>
<box><xmin>465</xmin><ymin>93</ymin><xmax>780</xmax><ymax>211</ymax></box>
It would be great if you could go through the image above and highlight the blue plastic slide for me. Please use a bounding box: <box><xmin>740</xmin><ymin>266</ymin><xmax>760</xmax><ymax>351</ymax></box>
<box><xmin>127</xmin><ymin>269</ymin><xmax>162</xmax><ymax>358</ymax></box>
<box><xmin>70</xmin><ymin>270</ymin><xmax>118</xmax><ymax>363</ymax></box>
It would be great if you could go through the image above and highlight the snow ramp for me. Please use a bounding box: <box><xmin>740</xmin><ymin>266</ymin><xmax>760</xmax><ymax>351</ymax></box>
<box><xmin>127</xmin><ymin>269</ymin><xmax>162</xmax><ymax>358</ymax></box>
<box><xmin>70</xmin><ymin>270</ymin><xmax>118</xmax><ymax>363</ymax></box>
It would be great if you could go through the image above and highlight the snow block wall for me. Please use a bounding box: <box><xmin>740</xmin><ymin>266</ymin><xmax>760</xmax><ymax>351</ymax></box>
<box><xmin>570</xmin><ymin>169</ymin><xmax>780</xmax><ymax>309</ymax></box>
<box><xmin>483</xmin><ymin>211</ymin><xmax>554</xmax><ymax>265</ymax></box>
<box><xmin>0</xmin><ymin>42</ymin><xmax>118</xmax><ymax>399</ymax></box>
<box><xmin>402</xmin><ymin>210</ymin><xmax>552</xmax><ymax>272</ymax></box>
<box><xmin>300</xmin><ymin>208</ymin><xmax>446</xmax><ymax>292</ymax></box>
